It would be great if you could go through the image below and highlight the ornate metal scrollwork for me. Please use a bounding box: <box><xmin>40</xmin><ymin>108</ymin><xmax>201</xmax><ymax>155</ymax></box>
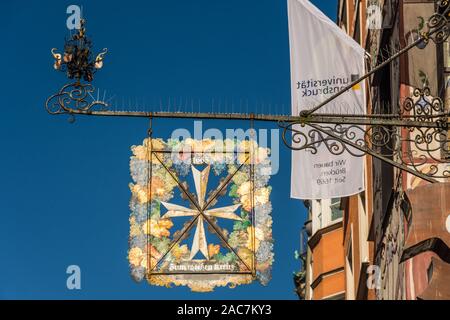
<box><xmin>279</xmin><ymin>121</ymin><xmax>366</xmax><ymax>157</ymax></box>
<box><xmin>45</xmin><ymin>82</ymin><xmax>108</xmax><ymax>115</ymax></box>
<box><xmin>46</xmin><ymin>18</ymin><xmax>109</xmax><ymax>116</ymax></box>
<box><xmin>402</xmin><ymin>87</ymin><xmax>446</xmax><ymax>122</ymax></box>
<box><xmin>422</xmin><ymin>0</ymin><xmax>450</xmax><ymax>44</ymax></box>
<box><xmin>280</xmin><ymin>87</ymin><xmax>450</xmax><ymax>182</ymax></box>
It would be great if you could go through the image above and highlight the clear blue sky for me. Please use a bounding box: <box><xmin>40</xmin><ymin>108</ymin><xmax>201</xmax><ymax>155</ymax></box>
<box><xmin>0</xmin><ymin>0</ymin><xmax>336</xmax><ymax>299</ymax></box>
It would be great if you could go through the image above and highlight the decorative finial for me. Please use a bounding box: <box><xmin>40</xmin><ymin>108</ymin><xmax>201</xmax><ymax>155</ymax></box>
<box><xmin>50</xmin><ymin>18</ymin><xmax>107</xmax><ymax>82</ymax></box>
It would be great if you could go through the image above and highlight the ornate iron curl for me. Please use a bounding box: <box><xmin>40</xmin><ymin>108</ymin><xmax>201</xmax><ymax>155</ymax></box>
<box><xmin>45</xmin><ymin>82</ymin><xmax>108</xmax><ymax>115</ymax></box>
<box><xmin>280</xmin><ymin>87</ymin><xmax>450</xmax><ymax>182</ymax></box>
<box><xmin>402</xmin><ymin>87</ymin><xmax>444</xmax><ymax>118</ymax></box>
<box><xmin>413</xmin><ymin>1</ymin><xmax>450</xmax><ymax>46</ymax></box>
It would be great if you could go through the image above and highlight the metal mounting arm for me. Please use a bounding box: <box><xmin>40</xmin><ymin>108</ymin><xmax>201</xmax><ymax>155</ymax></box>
<box><xmin>280</xmin><ymin>87</ymin><xmax>450</xmax><ymax>183</ymax></box>
<box><xmin>45</xmin><ymin>1</ymin><xmax>450</xmax><ymax>184</ymax></box>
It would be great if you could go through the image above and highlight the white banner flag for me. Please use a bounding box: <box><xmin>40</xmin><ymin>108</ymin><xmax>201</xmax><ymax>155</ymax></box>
<box><xmin>288</xmin><ymin>0</ymin><xmax>366</xmax><ymax>199</ymax></box>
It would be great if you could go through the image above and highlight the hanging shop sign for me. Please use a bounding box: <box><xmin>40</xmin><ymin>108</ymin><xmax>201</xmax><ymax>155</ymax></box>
<box><xmin>128</xmin><ymin>137</ymin><xmax>274</xmax><ymax>292</ymax></box>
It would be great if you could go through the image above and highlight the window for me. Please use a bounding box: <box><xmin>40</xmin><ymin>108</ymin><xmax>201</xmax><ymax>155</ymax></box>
<box><xmin>358</xmin><ymin>192</ymin><xmax>369</xmax><ymax>263</ymax></box>
<box><xmin>439</xmin><ymin>7</ymin><xmax>450</xmax><ymax>157</ymax></box>
<box><xmin>427</xmin><ymin>261</ymin><xmax>434</xmax><ymax>284</ymax></box>
<box><xmin>324</xmin><ymin>292</ymin><xmax>346</xmax><ymax>300</ymax></box>
<box><xmin>347</xmin><ymin>239</ymin><xmax>353</xmax><ymax>273</ymax></box>
<box><xmin>360</xmin><ymin>191</ymin><xmax>366</xmax><ymax>209</ymax></box>
<box><xmin>340</xmin><ymin>0</ymin><xmax>348</xmax><ymax>32</ymax></box>
<box><xmin>311</xmin><ymin>200</ymin><xmax>323</xmax><ymax>234</ymax></box>
<box><xmin>312</xmin><ymin>199</ymin><xmax>343</xmax><ymax>234</ymax></box>
<box><xmin>317</xmin><ymin>208</ymin><xmax>323</xmax><ymax>229</ymax></box>
<box><xmin>354</xmin><ymin>3</ymin><xmax>361</xmax><ymax>44</ymax></box>
<box><xmin>346</xmin><ymin>227</ymin><xmax>355</xmax><ymax>299</ymax></box>
<box><xmin>330</xmin><ymin>198</ymin><xmax>343</xmax><ymax>221</ymax></box>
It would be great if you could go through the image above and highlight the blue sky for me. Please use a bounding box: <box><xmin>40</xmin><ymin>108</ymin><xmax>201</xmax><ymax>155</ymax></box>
<box><xmin>0</xmin><ymin>0</ymin><xmax>336</xmax><ymax>299</ymax></box>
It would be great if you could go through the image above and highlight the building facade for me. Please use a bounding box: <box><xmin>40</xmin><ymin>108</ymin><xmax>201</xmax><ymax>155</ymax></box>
<box><xmin>299</xmin><ymin>0</ymin><xmax>450</xmax><ymax>300</ymax></box>
<box><xmin>301</xmin><ymin>199</ymin><xmax>346</xmax><ymax>300</ymax></box>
